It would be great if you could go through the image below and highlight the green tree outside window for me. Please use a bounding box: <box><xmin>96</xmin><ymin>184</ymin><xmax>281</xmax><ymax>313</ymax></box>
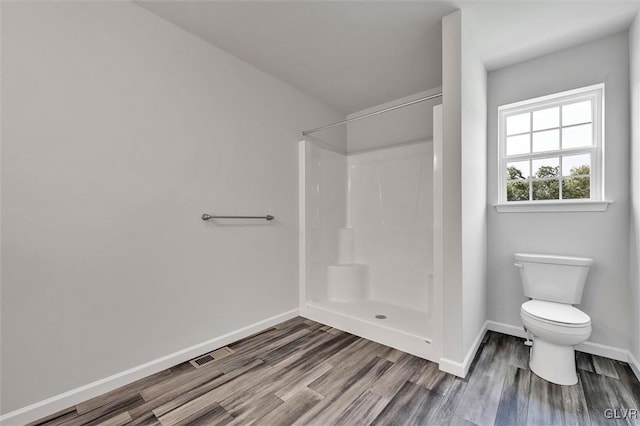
<box><xmin>507</xmin><ymin>164</ymin><xmax>590</xmax><ymax>201</ymax></box>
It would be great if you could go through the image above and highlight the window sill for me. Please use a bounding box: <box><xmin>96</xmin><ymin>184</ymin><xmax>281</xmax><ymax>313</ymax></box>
<box><xmin>494</xmin><ymin>200</ymin><xmax>612</xmax><ymax>213</ymax></box>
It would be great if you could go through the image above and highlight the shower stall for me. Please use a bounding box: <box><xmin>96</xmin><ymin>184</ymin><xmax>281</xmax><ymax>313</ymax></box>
<box><xmin>299</xmin><ymin>102</ymin><xmax>443</xmax><ymax>362</ymax></box>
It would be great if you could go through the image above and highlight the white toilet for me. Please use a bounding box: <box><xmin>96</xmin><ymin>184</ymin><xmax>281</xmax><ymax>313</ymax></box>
<box><xmin>514</xmin><ymin>253</ymin><xmax>593</xmax><ymax>386</ymax></box>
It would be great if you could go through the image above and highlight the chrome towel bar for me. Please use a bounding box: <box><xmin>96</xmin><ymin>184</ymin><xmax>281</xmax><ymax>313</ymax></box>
<box><xmin>202</xmin><ymin>214</ymin><xmax>274</xmax><ymax>221</ymax></box>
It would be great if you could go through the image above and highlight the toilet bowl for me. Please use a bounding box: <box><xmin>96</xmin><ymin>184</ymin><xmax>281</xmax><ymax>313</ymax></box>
<box><xmin>515</xmin><ymin>253</ymin><xmax>593</xmax><ymax>386</ymax></box>
<box><xmin>521</xmin><ymin>300</ymin><xmax>591</xmax><ymax>385</ymax></box>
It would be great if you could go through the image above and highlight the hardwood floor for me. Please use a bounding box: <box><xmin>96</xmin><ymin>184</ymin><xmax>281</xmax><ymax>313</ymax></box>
<box><xmin>31</xmin><ymin>317</ymin><xmax>640</xmax><ymax>426</ymax></box>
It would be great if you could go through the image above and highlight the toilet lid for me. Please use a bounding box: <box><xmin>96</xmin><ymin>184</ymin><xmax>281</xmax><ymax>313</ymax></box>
<box><xmin>521</xmin><ymin>300</ymin><xmax>591</xmax><ymax>326</ymax></box>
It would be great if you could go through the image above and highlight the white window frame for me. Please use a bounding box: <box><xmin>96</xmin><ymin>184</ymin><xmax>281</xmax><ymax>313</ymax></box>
<box><xmin>495</xmin><ymin>83</ymin><xmax>610</xmax><ymax>213</ymax></box>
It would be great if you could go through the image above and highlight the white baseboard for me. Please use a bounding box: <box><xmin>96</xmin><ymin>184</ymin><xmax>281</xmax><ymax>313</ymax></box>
<box><xmin>439</xmin><ymin>321</ymin><xmax>488</xmax><ymax>378</ymax></box>
<box><xmin>486</xmin><ymin>320</ymin><xmax>528</xmax><ymax>339</ymax></box>
<box><xmin>0</xmin><ymin>309</ymin><xmax>299</xmax><ymax>426</ymax></box>
<box><xmin>486</xmin><ymin>320</ymin><xmax>633</xmax><ymax>364</ymax></box>
<box><xmin>628</xmin><ymin>351</ymin><xmax>640</xmax><ymax>382</ymax></box>
<box><xmin>577</xmin><ymin>340</ymin><xmax>629</xmax><ymax>362</ymax></box>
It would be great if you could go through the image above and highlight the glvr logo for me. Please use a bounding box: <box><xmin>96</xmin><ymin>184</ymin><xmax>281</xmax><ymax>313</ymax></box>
<box><xmin>603</xmin><ymin>408</ymin><xmax>638</xmax><ymax>419</ymax></box>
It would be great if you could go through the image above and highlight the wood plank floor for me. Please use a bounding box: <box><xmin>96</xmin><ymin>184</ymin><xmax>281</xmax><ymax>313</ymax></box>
<box><xmin>31</xmin><ymin>317</ymin><xmax>640</xmax><ymax>426</ymax></box>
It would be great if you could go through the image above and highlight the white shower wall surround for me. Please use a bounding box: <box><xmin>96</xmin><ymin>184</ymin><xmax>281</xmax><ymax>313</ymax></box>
<box><xmin>347</xmin><ymin>143</ymin><xmax>433</xmax><ymax>312</ymax></box>
<box><xmin>303</xmin><ymin>140</ymin><xmax>347</xmax><ymax>304</ymax></box>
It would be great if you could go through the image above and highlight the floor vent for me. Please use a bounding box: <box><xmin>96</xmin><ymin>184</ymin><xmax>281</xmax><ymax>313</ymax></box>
<box><xmin>189</xmin><ymin>346</ymin><xmax>234</xmax><ymax>368</ymax></box>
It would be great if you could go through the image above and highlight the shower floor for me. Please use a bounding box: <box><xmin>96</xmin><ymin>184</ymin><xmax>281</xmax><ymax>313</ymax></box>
<box><xmin>306</xmin><ymin>299</ymin><xmax>433</xmax><ymax>341</ymax></box>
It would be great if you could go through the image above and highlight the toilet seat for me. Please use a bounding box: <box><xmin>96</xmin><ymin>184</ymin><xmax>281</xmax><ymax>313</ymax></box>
<box><xmin>521</xmin><ymin>300</ymin><xmax>590</xmax><ymax>327</ymax></box>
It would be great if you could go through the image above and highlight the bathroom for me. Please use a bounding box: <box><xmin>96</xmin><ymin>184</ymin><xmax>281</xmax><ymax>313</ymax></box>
<box><xmin>1</xmin><ymin>1</ymin><xmax>640</xmax><ymax>425</ymax></box>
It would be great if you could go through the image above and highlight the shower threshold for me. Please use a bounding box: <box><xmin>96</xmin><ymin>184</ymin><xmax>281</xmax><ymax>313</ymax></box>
<box><xmin>303</xmin><ymin>299</ymin><xmax>437</xmax><ymax>361</ymax></box>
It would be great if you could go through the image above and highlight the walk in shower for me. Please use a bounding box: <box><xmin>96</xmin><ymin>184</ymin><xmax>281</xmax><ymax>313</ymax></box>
<box><xmin>299</xmin><ymin>99</ymin><xmax>442</xmax><ymax>361</ymax></box>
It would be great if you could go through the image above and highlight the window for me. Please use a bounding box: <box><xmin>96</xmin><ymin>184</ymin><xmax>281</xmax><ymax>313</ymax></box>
<box><xmin>497</xmin><ymin>84</ymin><xmax>608</xmax><ymax>212</ymax></box>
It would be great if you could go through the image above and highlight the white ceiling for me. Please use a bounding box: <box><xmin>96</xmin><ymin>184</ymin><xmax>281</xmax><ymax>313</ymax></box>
<box><xmin>463</xmin><ymin>0</ymin><xmax>640</xmax><ymax>71</ymax></box>
<box><xmin>136</xmin><ymin>1</ymin><xmax>639</xmax><ymax>115</ymax></box>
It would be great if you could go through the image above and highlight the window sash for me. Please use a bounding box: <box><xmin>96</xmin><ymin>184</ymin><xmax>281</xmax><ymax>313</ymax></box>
<box><xmin>506</xmin><ymin>120</ymin><xmax>592</xmax><ymax>139</ymax></box>
<box><xmin>498</xmin><ymin>84</ymin><xmax>603</xmax><ymax>204</ymax></box>
<box><xmin>504</xmin><ymin>146</ymin><xmax>594</xmax><ymax>162</ymax></box>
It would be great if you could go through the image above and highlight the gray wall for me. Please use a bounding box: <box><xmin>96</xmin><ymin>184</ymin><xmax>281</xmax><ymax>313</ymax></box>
<box><xmin>0</xmin><ymin>1</ymin><xmax>344</xmax><ymax>413</ymax></box>
<box><xmin>629</xmin><ymin>14</ymin><xmax>640</xmax><ymax>363</ymax></box>
<box><xmin>346</xmin><ymin>89</ymin><xmax>440</xmax><ymax>153</ymax></box>
<box><xmin>440</xmin><ymin>10</ymin><xmax>488</xmax><ymax>366</ymax></box>
<box><xmin>461</xmin><ymin>19</ymin><xmax>488</xmax><ymax>357</ymax></box>
<box><xmin>487</xmin><ymin>32</ymin><xmax>631</xmax><ymax>350</ymax></box>
<box><xmin>441</xmin><ymin>10</ymin><xmax>464</xmax><ymax>363</ymax></box>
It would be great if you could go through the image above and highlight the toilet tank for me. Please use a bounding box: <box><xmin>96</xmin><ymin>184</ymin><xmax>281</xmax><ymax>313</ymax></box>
<box><xmin>514</xmin><ymin>253</ymin><xmax>593</xmax><ymax>304</ymax></box>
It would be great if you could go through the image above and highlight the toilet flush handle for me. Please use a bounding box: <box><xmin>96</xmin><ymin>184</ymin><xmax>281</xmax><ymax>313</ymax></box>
<box><xmin>514</xmin><ymin>262</ymin><xmax>524</xmax><ymax>269</ymax></box>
